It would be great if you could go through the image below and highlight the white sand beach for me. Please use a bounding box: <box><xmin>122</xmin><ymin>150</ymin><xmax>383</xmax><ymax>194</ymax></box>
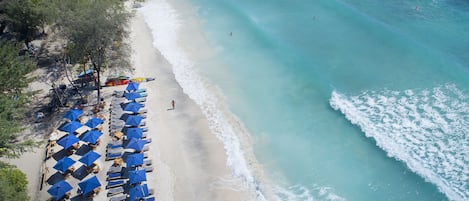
<box><xmin>129</xmin><ymin>11</ymin><xmax>251</xmax><ymax>201</ymax></box>
<box><xmin>4</xmin><ymin>2</ymin><xmax>251</xmax><ymax>201</ymax></box>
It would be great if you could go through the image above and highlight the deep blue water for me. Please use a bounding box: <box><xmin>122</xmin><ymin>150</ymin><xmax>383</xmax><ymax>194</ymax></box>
<box><xmin>141</xmin><ymin>0</ymin><xmax>469</xmax><ymax>200</ymax></box>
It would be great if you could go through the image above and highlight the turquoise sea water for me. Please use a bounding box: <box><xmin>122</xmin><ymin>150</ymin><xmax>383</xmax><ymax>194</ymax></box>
<box><xmin>140</xmin><ymin>0</ymin><xmax>468</xmax><ymax>200</ymax></box>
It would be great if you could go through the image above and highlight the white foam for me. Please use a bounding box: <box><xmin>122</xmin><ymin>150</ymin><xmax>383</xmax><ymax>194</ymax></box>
<box><xmin>139</xmin><ymin>0</ymin><xmax>265</xmax><ymax>200</ymax></box>
<box><xmin>273</xmin><ymin>184</ymin><xmax>346</xmax><ymax>201</ymax></box>
<box><xmin>330</xmin><ymin>84</ymin><xmax>468</xmax><ymax>201</ymax></box>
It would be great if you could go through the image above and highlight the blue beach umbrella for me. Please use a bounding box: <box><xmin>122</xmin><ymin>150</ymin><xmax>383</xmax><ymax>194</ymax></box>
<box><xmin>124</xmin><ymin>92</ymin><xmax>142</xmax><ymax>101</ymax></box>
<box><xmin>126</xmin><ymin>82</ymin><xmax>140</xmax><ymax>92</ymax></box>
<box><xmin>123</xmin><ymin>102</ymin><xmax>143</xmax><ymax>113</ymax></box>
<box><xmin>125</xmin><ymin>153</ymin><xmax>144</xmax><ymax>167</ymax></box>
<box><xmin>85</xmin><ymin>117</ymin><xmax>103</xmax><ymax>128</ymax></box>
<box><xmin>57</xmin><ymin>134</ymin><xmax>80</xmax><ymax>149</ymax></box>
<box><xmin>53</xmin><ymin>157</ymin><xmax>75</xmax><ymax>173</ymax></box>
<box><xmin>64</xmin><ymin>109</ymin><xmax>83</xmax><ymax>121</ymax></box>
<box><xmin>79</xmin><ymin>151</ymin><xmax>101</xmax><ymax>166</ymax></box>
<box><xmin>47</xmin><ymin>180</ymin><xmax>73</xmax><ymax>200</ymax></box>
<box><xmin>80</xmin><ymin>130</ymin><xmax>103</xmax><ymax>144</ymax></box>
<box><xmin>128</xmin><ymin>169</ymin><xmax>147</xmax><ymax>184</ymax></box>
<box><xmin>125</xmin><ymin>127</ymin><xmax>143</xmax><ymax>139</ymax></box>
<box><xmin>125</xmin><ymin>138</ymin><xmax>146</xmax><ymax>151</ymax></box>
<box><xmin>78</xmin><ymin>175</ymin><xmax>101</xmax><ymax>195</ymax></box>
<box><xmin>125</xmin><ymin>115</ymin><xmax>143</xmax><ymax>126</ymax></box>
<box><xmin>129</xmin><ymin>183</ymin><xmax>150</xmax><ymax>201</ymax></box>
<box><xmin>59</xmin><ymin>121</ymin><xmax>83</xmax><ymax>134</ymax></box>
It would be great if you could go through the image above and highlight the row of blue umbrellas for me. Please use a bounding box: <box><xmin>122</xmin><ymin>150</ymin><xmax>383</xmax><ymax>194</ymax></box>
<box><xmin>48</xmin><ymin>176</ymin><xmax>101</xmax><ymax>200</ymax></box>
<box><xmin>57</xmin><ymin>129</ymin><xmax>104</xmax><ymax>149</ymax></box>
<box><xmin>53</xmin><ymin>151</ymin><xmax>101</xmax><ymax>173</ymax></box>
<box><xmin>59</xmin><ymin>117</ymin><xmax>103</xmax><ymax>134</ymax></box>
<box><xmin>48</xmin><ymin>107</ymin><xmax>106</xmax><ymax>200</ymax></box>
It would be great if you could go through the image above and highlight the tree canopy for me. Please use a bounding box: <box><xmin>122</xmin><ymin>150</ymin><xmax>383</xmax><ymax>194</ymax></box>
<box><xmin>0</xmin><ymin>0</ymin><xmax>48</xmax><ymax>45</ymax></box>
<box><xmin>0</xmin><ymin>161</ymin><xmax>29</xmax><ymax>201</ymax></box>
<box><xmin>0</xmin><ymin>40</ymin><xmax>36</xmax><ymax>158</ymax></box>
<box><xmin>53</xmin><ymin>0</ymin><xmax>132</xmax><ymax>102</ymax></box>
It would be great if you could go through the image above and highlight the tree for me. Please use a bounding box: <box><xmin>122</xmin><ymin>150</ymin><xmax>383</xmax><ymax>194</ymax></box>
<box><xmin>0</xmin><ymin>0</ymin><xmax>47</xmax><ymax>45</ymax></box>
<box><xmin>0</xmin><ymin>40</ymin><xmax>37</xmax><ymax>158</ymax></box>
<box><xmin>53</xmin><ymin>0</ymin><xmax>131</xmax><ymax>103</ymax></box>
<box><xmin>0</xmin><ymin>161</ymin><xmax>29</xmax><ymax>201</ymax></box>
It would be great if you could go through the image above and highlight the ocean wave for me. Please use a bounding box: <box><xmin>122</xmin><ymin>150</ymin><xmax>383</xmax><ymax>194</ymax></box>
<box><xmin>274</xmin><ymin>184</ymin><xmax>346</xmax><ymax>201</ymax></box>
<box><xmin>139</xmin><ymin>0</ymin><xmax>265</xmax><ymax>200</ymax></box>
<box><xmin>330</xmin><ymin>84</ymin><xmax>468</xmax><ymax>201</ymax></box>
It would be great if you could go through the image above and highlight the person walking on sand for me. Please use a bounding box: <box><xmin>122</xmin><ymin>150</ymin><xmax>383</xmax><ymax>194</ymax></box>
<box><xmin>171</xmin><ymin>100</ymin><xmax>175</xmax><ymax>110</ymax></box>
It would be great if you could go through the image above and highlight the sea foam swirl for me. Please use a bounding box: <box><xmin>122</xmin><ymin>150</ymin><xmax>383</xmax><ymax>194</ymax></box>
<box><xmin>330</xmin><ymin>84</ymin><xmax>468</xmax><ymax>201</ymax></box>
<box><xmin>139</xmin><ymin>0</ymin><xmax>266</xmax><ymax>200</ymax></box>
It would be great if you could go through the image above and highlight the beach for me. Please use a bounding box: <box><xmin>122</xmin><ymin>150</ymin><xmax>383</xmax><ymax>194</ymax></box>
<box><xmin>129</xmin><ymin>11</ymin><xmax>251</xmax><ymax>201</ymax></box>
<box><xmin>5</xmin><ymin>3</ymin><xmax>251</xmax><ymax>201</ymax></box>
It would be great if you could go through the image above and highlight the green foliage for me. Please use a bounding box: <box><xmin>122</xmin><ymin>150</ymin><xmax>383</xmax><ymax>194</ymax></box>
<box><xmin>0</xmin><ymin>40</ymin><xmax>36</xmax><ymax>158</ymax></box>
<box><xmin>0</xmin><ymin>162</ymin><xmax>29</xmax><ymax>201</ymax></box>
<box><xmin>0</xmin><ymin>0</ymin><xmax>47</xmax><ymax>43</ymax></box>
<box><xmin>53</xmin><ymin>0</ymin><xmax>131</xmax><ymax>101</ymax></box>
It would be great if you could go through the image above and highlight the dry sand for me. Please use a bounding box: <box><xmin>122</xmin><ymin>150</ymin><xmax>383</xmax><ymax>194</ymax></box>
<box><xmin>130</xmin><ymin>11</ymin><xmax>252</xmax><ymax>201</ymax></box>
<box><xmin>4</xmin><ymin>4</ymin><xmax>251</xmax><ymax>201</ymax></box>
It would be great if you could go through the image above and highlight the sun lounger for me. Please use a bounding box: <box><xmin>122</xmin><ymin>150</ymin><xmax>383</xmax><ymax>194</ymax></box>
<box><xmin>105</xmin><ymin>152</ymin><xmax>122</xmax><ymax>161</ymax></box>
<box><xmin>142</xmin><ymin>196</ymin><xmax>155</xmax><ymax>201</ymax></box>
<box><xmin>144</xmin><ymin>166</ymin><xmax>154</xmax><ymax>172</ymax></box>
<box><xmin>106</xmin><ymin>147</ymin><xmax>123</xmax><ymax>154</ymax></box>
<box><xmin>144</xmin><ymin>152</ymin><xmax>149</xmax><ymax>158</ymax></box>
<box><xmin>106</xmin><ymin>179</ymin><xmax>125</xmax><ymax>189</ymax></box>
<box><xmin>135</xmin><ymin>97</ymin><xmax>146</xmax><ymax>103</ymax></box>
<box><xmin>144</xmin><ymin>160</ymin><xmax>152</xmax><ymax>166</ymax></box>
<box><xmin>107</xmin><ymin>186</ymin><xmax>125</xmax><ymax>197</ymax></box>
<box><xmin>109</xmin><ymin>194</ymin><xmax>127</xmax><ymax>201</ymax></box>
<box><xmin>106</xmin><ymin>172</ymin><xmax>123</xmax><ymax>181</ymax></box>
<box><xmin>107</xmin><ymin>142</ymin><xmax>123</xmax><ymax>149</ymax></box>
<box><xmin>108</xmin><ymin>165</ymin><xmax>123</xmax><ymax>174</ymax></box>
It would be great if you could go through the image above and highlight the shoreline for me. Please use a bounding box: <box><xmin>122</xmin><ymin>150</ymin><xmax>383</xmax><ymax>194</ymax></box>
<box><xmin>130</xmin><ymin>8</ymin><xmax>252</xmax><ymax>201</ymax></box>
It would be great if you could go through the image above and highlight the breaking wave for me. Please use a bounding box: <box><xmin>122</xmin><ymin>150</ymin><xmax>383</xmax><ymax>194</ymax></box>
<box><xmin>330</xmin><ymin>84</ymin><xmax>468</xmax><ymax>201</ymax></box>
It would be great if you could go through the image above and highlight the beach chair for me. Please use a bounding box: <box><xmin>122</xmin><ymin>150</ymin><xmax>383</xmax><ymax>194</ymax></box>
<box><xmin>107</xmin><ymin>186</ymin><xmax>124</xmax><ymax>197</ymax></box>
<box><xmin>109</xmin><ymin>194</ymin><xmax>127</xmax><ymax>201</ymax></box>
<box><xmin>106</xmin><ymin>147</ymin><xmax>124</xmax><ymax>154</ymax></box>
<box><xmin>107</xmin><ymin>141</ymin><xmax>123</xmax><ymax>149</ymax></box>
<box><xmin>105</xmin><ymin>152</ymin><xmax>122</xmax><ymax>161</ymax></box>
<box><xmin>106</xmin><ymin>179</ymin><xmax>125</xmax><ymax>189</ymax></box>
<box><xmin>108</xmin><ymin>165</ymin><xmax>123</xmax><ymax>174</ymax></box>
<box><xmin>144</xmin><ymin>160</ymin><xmax>152</xmax><ymax>166</ymax></box>
<box><xmin>143</xmin><ymin>152</ymin><xmax>149</xmax><ymax>158</ymax></box>
<box><xmin>106</xmin><ymin>172</ymin><xmax>123</xmax><ymax>181</ymax></box>
<box><xmin>142</xmin><ymin>196</ymin><xmax>155</xmax><ymax>201</ymax></box>
<box><xmin>135</xmin><ymin>97</ymin><xmax>146</xmax><ymax>103</ymax></box>
<box><xmin>144</xmin><ymin>166</ymin><xmax>154</xmax><ymax>172</ymax></box>
<box><xmin>145</xmin><ymin>138</ymin><xmax>152</xmax><ymax>144</ymax></box>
